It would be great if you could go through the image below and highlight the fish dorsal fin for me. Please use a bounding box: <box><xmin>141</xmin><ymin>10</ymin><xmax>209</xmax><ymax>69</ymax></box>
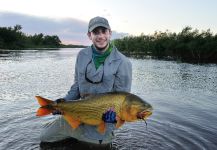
<box><xmin>63</xmin><ymin>113</ymin><xmax>81</xmax><ymax>129</ymax></box>
<box><xmin>115</xmin><ymin>116</ymin><xmax>125</xmax><ymax>128</ymax></box>
<box><xmin>97</xmin><ymin>121</ymin><xmax>106</xmax><ymax>134</ymax></box>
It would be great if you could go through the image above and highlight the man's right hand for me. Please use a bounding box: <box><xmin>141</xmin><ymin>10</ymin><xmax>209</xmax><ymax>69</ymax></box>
<box><xmin>52</xmin><ymin>98</ymin><xmax>65</xmax><ymax>115</ymax></box>
<box><xmin>55</xmin><ymin>98</ymin><xmax>65</xmax><ymax>104</ymax></box>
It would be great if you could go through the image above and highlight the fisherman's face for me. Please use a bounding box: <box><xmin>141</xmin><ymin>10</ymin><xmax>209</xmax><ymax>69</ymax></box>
<box><xmin>88</xmin><ymin>27</ymin><xmax>112</xmax><ymax>51</ymax></box>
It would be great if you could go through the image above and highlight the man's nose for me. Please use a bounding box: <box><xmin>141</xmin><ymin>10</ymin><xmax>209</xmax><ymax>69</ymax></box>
<box><xmin>97</xmin><ymin>31</ymin><xmax>104</xmax><ymax>37</ymax></box>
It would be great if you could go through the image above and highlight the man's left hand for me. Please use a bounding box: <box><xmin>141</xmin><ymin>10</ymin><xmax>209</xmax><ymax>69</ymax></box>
<box><xmin>102</xmin><ymin>108</ymin><xmax>117</xmax><ymax>123</ymax></box>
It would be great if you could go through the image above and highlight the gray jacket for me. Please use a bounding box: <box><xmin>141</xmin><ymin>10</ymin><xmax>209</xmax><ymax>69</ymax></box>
<box><xmin>64</xmin><ymin>46</ymin><xmax>132</xmax><ymax>100</ymax></box>
<box><xmin>61</xmin><ymin>46</ymin><xmax>132</xmax><ymax>143</ymax></box>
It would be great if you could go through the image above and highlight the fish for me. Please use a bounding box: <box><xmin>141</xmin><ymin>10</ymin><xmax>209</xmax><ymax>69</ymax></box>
<box><xmin>36</xmin><ymin>92</ymin><xmax>153</xmax><ymax>134</ymax></box>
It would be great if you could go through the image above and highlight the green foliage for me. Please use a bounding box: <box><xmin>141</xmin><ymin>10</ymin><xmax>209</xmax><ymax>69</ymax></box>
<box><xmin>0</xmin><ymin>25</ymin><xmax>61</xmax><ymax>49</ymax></box>
<box><xmin>113</xmin><ymin>26</ymin><xmax>217</xmax><ymax>63</ymax></box>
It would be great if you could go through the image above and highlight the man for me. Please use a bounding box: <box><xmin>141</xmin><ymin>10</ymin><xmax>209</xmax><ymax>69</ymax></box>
<box><xmin>40</xmin><ymin>16</ymin><xmax>132</xmax><ymax>149</ymax></box>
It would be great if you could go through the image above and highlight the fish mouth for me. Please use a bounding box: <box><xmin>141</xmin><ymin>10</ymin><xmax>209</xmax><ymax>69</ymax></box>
<box><xmin>137</xmin><ymin>110</ymin><xmax>152</xmax><ymax>120</ymax></box>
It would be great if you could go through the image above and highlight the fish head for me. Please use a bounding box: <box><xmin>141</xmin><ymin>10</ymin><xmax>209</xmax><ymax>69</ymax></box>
<box><xmin>121</xmin><ymin>93</ymin><xmax>153</xmax><ymax>122</ymax></box>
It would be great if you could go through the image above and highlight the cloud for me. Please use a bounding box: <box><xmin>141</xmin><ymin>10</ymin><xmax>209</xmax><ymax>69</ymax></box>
<box><xmin>111</xmin><ymin>31</ymin><xmax>128</xmax><ymax>40</ymax></box>
<box><xmin>0</xmin><ymin>12</ymin><xmax>128</xmax><ymax>45</ymax></box>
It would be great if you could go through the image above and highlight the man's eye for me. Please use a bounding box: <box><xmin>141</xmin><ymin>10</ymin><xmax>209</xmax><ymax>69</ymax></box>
<box><xmin>93</xmin><ymin>31</ymin><xmax>99</xmax><ymax>34</ymax></box>
<box><xmin>102</xmin><ymin>29</ymin><xmax>107</xmax><ymax>33</ymax></box>
<box><xmin>92</xmin><ymin>28</ymin><xmax>107</xmax><ymax>35</ymax></box>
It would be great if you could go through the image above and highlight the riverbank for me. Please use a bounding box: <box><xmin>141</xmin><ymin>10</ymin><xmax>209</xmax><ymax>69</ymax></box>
<box><xmin>0</xmin><ymin>44</ymin><xmax>87</xmax><ymax>51</ymax></box>
<box><xmin>114</xmin><ymin>26</ymin><xmax>217</xmax><ymax>64</ymax></box>
<box><xmin>0</xmin><ymin>25</ymin><xmax>86</xmax><ymax>50</ymax></box>
<box><xmin>122</xmin><ymin>51</ymin><xmax>217</xmax><ymax>64</ymax></box>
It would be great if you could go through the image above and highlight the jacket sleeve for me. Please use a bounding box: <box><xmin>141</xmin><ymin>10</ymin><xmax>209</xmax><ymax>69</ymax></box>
<box><xmin>113</xmin><ymin>58</ymin><xmax>132</xmax><ymax>92</ymax></box>
<box><xmin>64</xmin><ymin>55</ymin><xmax>80</xmax><ymax>101</ymax></box>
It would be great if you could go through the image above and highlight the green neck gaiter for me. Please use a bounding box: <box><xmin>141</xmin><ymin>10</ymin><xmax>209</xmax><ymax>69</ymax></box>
<box><xmin>92</xmin><ymin>44</ymin><xmax>113</xmax><ymax>69</ymax></box>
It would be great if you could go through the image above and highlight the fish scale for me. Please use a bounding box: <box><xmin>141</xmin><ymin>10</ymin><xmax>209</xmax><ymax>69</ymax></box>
<box><xmin>55</xmin><ymin>94</ymin><xmax>126</xmax><ymax>124</ymax></box>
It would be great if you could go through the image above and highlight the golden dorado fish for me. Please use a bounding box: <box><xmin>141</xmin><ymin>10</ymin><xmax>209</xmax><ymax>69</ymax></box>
<box><xmin>36</xmin><ymin>92</ymin><xmax>153</xmax><ymax>134</ymax></box>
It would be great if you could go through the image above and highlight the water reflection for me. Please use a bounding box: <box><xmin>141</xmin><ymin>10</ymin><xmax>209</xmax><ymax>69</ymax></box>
<box><xmin>0</xmin><ymin>49</ymin><xmax>217</xmax><ymax>150</ymax></box>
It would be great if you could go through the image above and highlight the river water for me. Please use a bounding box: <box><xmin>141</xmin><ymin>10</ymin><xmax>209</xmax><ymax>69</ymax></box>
<box><xmin>0</xmin><ymin>48</ymin><xmax>217</xmax><ymax>150</ymax></box>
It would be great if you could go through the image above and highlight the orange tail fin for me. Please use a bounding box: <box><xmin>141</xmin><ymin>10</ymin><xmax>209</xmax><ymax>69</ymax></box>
<box><xmin>35</xmin><ymin>96</ymin><xmax>53</xmax><ymax>106</ymax></box>
<box><xmin>35</xmin><ymin>96</ymin><xmax>54</xmax><ymax>116</ymax></box>
<box><xmin>37</xmin><ymin>107</ymin><xmax>53</xmax><ymax>116</ymax></box>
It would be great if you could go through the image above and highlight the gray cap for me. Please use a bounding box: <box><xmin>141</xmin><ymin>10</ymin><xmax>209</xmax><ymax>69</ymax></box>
<box><xmin>88</xmin><ymin>16</ymin><xmax>111</xmax><ymax>32</ymax></box>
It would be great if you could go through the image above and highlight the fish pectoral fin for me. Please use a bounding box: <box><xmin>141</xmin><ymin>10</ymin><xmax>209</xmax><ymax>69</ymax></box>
<box><xmin>97</xmin><ymin>121</ymin><xmax>106</xmax><ymax>134</ymax></box>
<box><xmin>63</xmin><ymin>114</ymin><xmax>81</xmax><ymax>129</ymax></box>
<box><xmin>115</xmin><ymin>116</ymin><xmax>125</xmax><ymax>128</ymax></box>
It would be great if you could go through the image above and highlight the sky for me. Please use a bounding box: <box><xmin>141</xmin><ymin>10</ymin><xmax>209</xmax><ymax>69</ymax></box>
<box><xmin>0</xmin><ymin>0</ymin><xmax>217</xmax><ymax>45</ymax></box>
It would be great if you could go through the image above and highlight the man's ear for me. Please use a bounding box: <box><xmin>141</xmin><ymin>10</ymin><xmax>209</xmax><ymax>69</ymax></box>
<box><xmin>109</xmin><ymin>30</ymin><xmax>112</xmax><ymax>35</ymax></box>
<box><xmin>87</xmin><ymin>32</ymin><xmax>92</xmax><ymax>40</ymax></box>
<box><xmin>109</xmin><ymin>30</ymin><xmax>112</xmax><ymax>38</ymax></box>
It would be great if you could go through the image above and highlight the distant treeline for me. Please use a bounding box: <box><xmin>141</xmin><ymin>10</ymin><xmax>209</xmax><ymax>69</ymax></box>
<box><xmin>61</xmin><ymin>44</ymin><xmax>87</xmax><ymax>48</ymax></box>
<box><xmin>0</xmin><ymin>25</ymin><xmax>86</xmax><ymax>50</ymax></box>
<box><xmin>0</xmin><ymin>25</ymin><xmax>62</xmax><ymax>49</ymax></box>
<box><xmin>114</xmin><ymin>26</ymin><xmax>217</xmax><ymax>63</ymax></box>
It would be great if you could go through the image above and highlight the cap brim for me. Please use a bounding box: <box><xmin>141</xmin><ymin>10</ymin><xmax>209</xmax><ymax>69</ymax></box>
<box><xmin>89</xmin><ymin>23</ymin><xmax>110</xmax><ymax>32</ymax></box>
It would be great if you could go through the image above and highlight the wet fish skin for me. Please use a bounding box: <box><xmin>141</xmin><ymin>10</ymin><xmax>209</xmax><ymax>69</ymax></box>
<box><xmin>36</xmin><ymin>92</ymin><xmax>153</xmax><ymax>134</ymax></box>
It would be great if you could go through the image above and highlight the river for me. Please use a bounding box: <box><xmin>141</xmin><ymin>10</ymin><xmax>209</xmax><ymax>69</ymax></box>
<box><xmin>0</xmin><ymin>48</ymin><xmax>217</xmax><ymax>150</ymax></box>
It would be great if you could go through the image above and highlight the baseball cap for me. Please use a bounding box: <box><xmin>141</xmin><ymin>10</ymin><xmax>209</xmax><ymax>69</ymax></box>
<box><xmin>88</xmin><ymin>16</ymin><xmax>111</xmax><ymax>32</ymax></box>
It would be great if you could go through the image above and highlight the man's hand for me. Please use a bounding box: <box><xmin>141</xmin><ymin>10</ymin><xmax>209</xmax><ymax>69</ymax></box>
<box><xmin>52</xmin><ymin>98</ymin><xmax>65</xmax><ymax>115</ymax></box>
<box><xmin>55</xmin><ymin>98</ymin><xmax>65</xmax><ymax>104</ymax></box>
<box><xmin>102</xmin><ymin>108</ymin><xmax>117</xmax><ymax>123</ymax></box>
